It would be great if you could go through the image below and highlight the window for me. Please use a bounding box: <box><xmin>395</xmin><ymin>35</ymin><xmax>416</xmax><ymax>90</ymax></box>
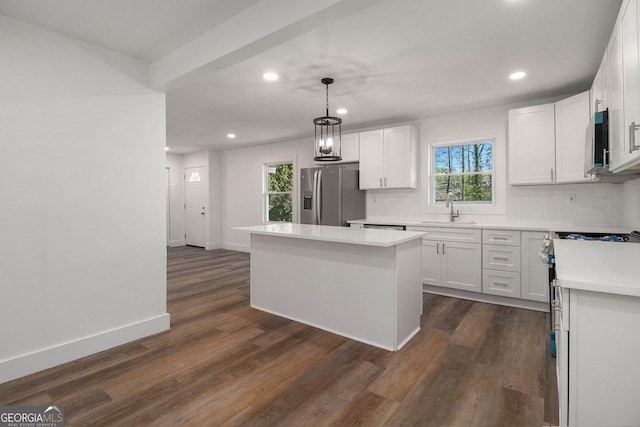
<box><xmin>264</xmin><ymin>162</ymin><xmax>293</xmax><ymax>222</ymax></box>
<box><xmin>432</xmin><ymin>139</ymin><xmax>494</xmax><ymax>203</ymax></box>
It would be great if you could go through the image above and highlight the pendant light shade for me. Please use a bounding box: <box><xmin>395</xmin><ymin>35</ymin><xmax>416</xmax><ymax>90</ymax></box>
<box><xmin>313</xmin><ymin>78</ymin><xmax>342</xmax><ymax>161</ymax></box>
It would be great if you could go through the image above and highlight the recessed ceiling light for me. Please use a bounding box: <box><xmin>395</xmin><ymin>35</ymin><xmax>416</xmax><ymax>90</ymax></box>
<box><xmin>227</xmin><ymin>133</ymin><xmax>236</xmax><ymax>139</ymax></box>
<box><xmin>509</xmin><ymin>71</ymin><xmax>527</xmax><ymax>80</ymax></box>
<box><xmin>337</xmin><ymin>108</ymin><xmax>348</xmax><ymax>115</ymax></box>
<box><xmin>165</xmin><ymin>147</ymin><xmax>170</xmax><ymax>151</ymax></box>
<box><xmin>263</xmin><ymin>72</ymin><xmax>278</xmax><ymax>81</ymax></box>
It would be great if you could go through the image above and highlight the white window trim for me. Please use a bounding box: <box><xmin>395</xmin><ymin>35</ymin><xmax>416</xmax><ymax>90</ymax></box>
<box><xmin>263</xmin><ymin>161</ymin><xmax>296</xmax><ymax>224</ymax></box>
<box><xmin>422</xmin><ymin>137</ymin><xmax>505</xmax><ymax>215</ymax></box>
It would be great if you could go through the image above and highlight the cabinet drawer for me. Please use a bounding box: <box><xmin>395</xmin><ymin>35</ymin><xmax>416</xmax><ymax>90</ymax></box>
<box><xmin>482</xmin><ymin>229</ymin><xmax>521</xmax><ymax>246</ymax></box>
<box><xmin>483</xmin><ymin>269</ymin><xmax>521</xmax><ymax>298</ymax></box>
<box><xmin>483</xmin><ymin>245</ymin><xmax>521</xmax><ymax>271</ymax></box>
<box><xmin>407</xmin><ymin>227</ymin><xmax>481</xmax><ymax>244</ymax></box>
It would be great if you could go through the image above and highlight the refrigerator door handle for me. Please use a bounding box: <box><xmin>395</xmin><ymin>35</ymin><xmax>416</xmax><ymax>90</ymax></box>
<box><xmin>316</xmin><ymin>169</ymin><xmax>322</xmax><ymax>224</ymax></box>
<box><xmin>312</xmin><ymin>170</ymin><xmax>318</xmax><ymax>225</ymax></box>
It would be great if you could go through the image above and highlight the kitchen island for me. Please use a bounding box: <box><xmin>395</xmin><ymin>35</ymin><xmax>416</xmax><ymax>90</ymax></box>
<box><xmin>235</xmin><ymin>223</ymin><xmax>425</xmax><ymax>351</ymax></box>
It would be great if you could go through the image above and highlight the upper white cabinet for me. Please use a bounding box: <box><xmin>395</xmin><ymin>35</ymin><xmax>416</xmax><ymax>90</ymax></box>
<box><xmin>508</xmin><ymin>92</ymin><xmax>591</xmax><ymax>185</ymax></box>
<box><xmin>359</xmin><ymin>125</ymin><xmax>417</xmax><ymax>189</ymax></box>
<box><xmin>508</xmin><ymin>103</ymin><xmax>555</xmax><ymax>185</ymax></box>
<box><xmin>555</xmin><ymin>92</ymin><xmax>592</xmax><ymax>183</ymax></box>
<box><xmin>597</xmin><ymin>0</ymin><xmax>640</xmax><ymax>172</ymax></box>
<box><xmin>591</xmin><ymin>58</ymin><xmax>609</xmax><ymax>113</ymax></box>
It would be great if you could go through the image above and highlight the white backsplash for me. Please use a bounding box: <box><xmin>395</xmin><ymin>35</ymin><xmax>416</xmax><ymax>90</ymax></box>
<box><xmin>366</xmin><ymin>182</ymin><xmax>625</xmax><ymax>228</ymax></box>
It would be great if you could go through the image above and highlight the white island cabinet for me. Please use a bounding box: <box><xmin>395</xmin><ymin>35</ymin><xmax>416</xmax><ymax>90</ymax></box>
<box><xmin>235</xmin><ymin>224</ymin><xmax>425</xmax><ymax>351</ymax></box>
<box><xmin>554</xmin><ymin>239</ymin><xmax>640</xmax><ymax>427</ymax></box>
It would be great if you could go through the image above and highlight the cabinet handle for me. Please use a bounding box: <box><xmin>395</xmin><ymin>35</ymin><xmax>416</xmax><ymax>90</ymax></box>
<box><xmin>494</xmin><ymin>282</ymin><xmax>509</xmax><ymax>286</ymax></box>
<box><xmin>550</xmin><ymin>168</ymin><xmax>554</xmax><ymax>182</ymax></box>
<box><xmin>493</xmin><ymin>236</ymin><xmax>508</xmax><ymax>241</ymax></box>
<box><xmin>629</xmin><ymin>122</ymin><xmax>640</xmax><ymax>153</ymax></box>
<box><xmin>494</xmin><ymin>257</ymin><xmax>509</xmax><ymax>261</ymax></box>
<box><xmin>436</xmin><ymin>243</ymin><xmax>439</xmax><ymax>254</ymax></box>
<box><xmin>379</xmin><ymin>177</ymin><xmax>383</xmax><ymax>187</ymax></box>
<box><xmin>442</xmin><ymin>243</ymin><xmax>445</xmax><ymax>254</ymax></box>
<box><xmin>384</xmin><ymin>177</ymin><xmax>387</xmax><ymax>187</ymax></box>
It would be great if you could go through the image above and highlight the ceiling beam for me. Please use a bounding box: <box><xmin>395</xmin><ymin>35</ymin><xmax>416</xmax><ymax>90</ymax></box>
<box><xmin>150</xmin><ymin>0</ymin><xmax>384</xmax><ymax>90</ymax></box>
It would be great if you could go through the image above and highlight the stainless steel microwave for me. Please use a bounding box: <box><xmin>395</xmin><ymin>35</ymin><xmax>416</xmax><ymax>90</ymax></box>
<box><xmin>584</xmin><ymin>109</ymin><xmax>609</xmax><ymax>175</ymax></box>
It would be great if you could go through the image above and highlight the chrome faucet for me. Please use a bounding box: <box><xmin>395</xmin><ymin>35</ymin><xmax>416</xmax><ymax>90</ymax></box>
<box><xmin>445</xmin><ymin>192</ymin><xmax>460</xmax><ymax>222</ymax></box>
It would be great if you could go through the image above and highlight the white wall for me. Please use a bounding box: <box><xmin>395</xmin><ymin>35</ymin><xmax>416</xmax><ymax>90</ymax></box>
<box><xmin>166</xmin><ymin>153</ymin><xmax>185</xmax><ymax>246</ymax></box>
<box><xmin>209</xmin><ymin>150</ymin><xmax>224</xmax><ymax>249</ymax></box>
<box><xmin>623</xmin><ymin>178</ymin><xmax>640</xmax><ymax>230</ymax></box>
<box><xmin>223</xmin><ymin>139</ymin><xmax>314</xmax><ymax>251</ymax></box>
<box><xmin>0</xmin><ymin>15</ymin><xmax>169</xmax><ymax>383</ymax></box>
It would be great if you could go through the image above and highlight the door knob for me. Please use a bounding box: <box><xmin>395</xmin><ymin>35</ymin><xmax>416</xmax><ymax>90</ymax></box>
<box><xmin>200</xmin><ymin>212</ymin><xmax>205</xmax><ymax>215</ymax></box>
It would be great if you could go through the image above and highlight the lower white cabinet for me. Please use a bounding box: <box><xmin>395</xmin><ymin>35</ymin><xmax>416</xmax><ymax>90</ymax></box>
<box><xmin>410</xmin><ymin>227</ymin><xmax>482</xmax><ymax>293</ymax></box>
<box><xmin>409</xmin><ymin>225</ymin><xmax>551</xmax><ymax>310</ymax></box>
<box><xmin>556</xmin><ymin>287</ymin><xmax>640</xmax><ymax>426</ymax></box>
<box><xmin>483</xmin><ymin>269</ymin><xmax>520</xmax><ymax>298</ymax></box>
<box><xmin>482</xmin><ymin>229</ymin><xmax>521</xmax><ymax>298</ymax></box>
<box><xmin>521</xmin><ymin>231</ymin><xmax>550</xmax><ymax>302</ymax></box>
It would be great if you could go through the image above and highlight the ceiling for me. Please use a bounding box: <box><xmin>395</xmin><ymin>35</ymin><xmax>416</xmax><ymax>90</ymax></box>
<box><xmin>0</xmin><ymin>0</ymin><xmax>622</xmax><ymax>153</ymax></box>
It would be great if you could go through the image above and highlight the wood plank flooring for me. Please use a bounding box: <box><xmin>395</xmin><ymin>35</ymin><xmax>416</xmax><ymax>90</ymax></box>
<box><xmin>0</xmin><ymin>246</ymin><xmax>558</xmax><ymax>426</ymax></box>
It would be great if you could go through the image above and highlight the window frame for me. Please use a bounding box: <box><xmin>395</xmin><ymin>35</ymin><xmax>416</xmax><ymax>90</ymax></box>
<box><xmin>263</xmin><ymin>161</ymin><xmax>294</xmax><ymax>223</ymax></box>
<box><xmin>429</xmin><ymin>138</ymin><xmax>496</xmax><ymax>207</ymax></box>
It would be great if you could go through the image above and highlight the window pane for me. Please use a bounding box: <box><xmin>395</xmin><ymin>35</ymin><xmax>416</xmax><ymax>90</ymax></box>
<box><xmin>267</xmin><ymin>163</ymin><xmax>293</xmax><ymax>192</ymax></box>
<box><xmin>435</xmin><ymin>142</ymin><xmax>492</xmax><ymax>174</ymax></box>
<box><xmin>435</xmin><ymin>174</ymin><xmax>492</xmax><ymax>202</ymax></box>
<box><xmin>435</xmin><ymin>146</ymin><xmax>462</xmax><ymax>173</ymax></box>
<box><xmin>267</xmin><ymin>193</ymin><xmax>292</xmax><ymax>222</ymax></box>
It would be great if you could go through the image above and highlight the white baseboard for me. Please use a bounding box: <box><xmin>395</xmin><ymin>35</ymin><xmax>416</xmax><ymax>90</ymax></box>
<box><xmin>168</xmin><ymin>239</ymin><xmax>185</xmax><ymax>247</ymax></box>
<box><xmin>223</xmin><ymin>243</ymin><xmax>250</xmax><ymax>253</ymax></box>
<box><xmin>0</xmin><ymin>313</ymin><xmax>170</xmax><ymax>385</ymax></box>
<box><xmin>423</xmin><ymin>285</ymin><xmax>549</xmax><ymax>312</ymax></box>
<box><xmin>205</xmin><ymin>242</ymin><xmax>222</xmax><ymax>250</ymax></box>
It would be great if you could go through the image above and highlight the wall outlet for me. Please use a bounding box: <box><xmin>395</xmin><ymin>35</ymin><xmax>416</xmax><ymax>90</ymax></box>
<box><xmin>568</xmin><ymin>192</ymin><xmax>576</xmax><ymax>204</ymax></box>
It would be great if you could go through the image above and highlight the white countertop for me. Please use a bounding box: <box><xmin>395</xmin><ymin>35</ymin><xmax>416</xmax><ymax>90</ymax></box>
<box><xmin>554</xmin><ymin>239</ymin><xmax>640</xmax><ymax>297</ymax></box>
<box><xmin>235</xmin><ymin>223</ymin><xmax>425</xmax><ymax>247</ymax></box>
<box><xmin>349</xmin><ymin>218</ymin><xmax>628</xmax><ymax>234</ymax></box>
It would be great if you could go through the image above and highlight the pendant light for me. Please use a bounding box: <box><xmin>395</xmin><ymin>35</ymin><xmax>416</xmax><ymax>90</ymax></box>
<box><xmin>313</xmin><ymin>77</ymin><xmax>342</xmax><ymax>161</ymax></box>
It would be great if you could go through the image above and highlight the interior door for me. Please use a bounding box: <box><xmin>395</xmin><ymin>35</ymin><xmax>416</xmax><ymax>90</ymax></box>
<box><xmin>185</xmin><ymin>166</ymin><xmax>206</xmax><ymax>247</ymax></box>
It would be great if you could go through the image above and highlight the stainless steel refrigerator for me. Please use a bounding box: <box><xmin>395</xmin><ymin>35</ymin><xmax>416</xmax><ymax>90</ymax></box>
<box><xmin>300</xmin><ymin>164</ymin><xmax>366</xmax><ymax>226</ymax></box>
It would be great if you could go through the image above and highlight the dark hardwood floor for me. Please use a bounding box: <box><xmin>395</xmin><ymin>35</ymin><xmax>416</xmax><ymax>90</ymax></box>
<box><xmin>0</xmin><ymin>246</ymin><xmax>558</xmax><ymax>426</ymax></box>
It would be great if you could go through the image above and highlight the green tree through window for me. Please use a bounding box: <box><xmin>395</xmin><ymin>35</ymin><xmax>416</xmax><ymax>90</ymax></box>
<box><xmin>265</xmin><ymin>162</ymin><xmax>293</xmax><ymax>222</ymax></box>
<box><xmin>433</xmin><ymin>140</ymin><xmax>493</xmax><ymax>203</ymax></box>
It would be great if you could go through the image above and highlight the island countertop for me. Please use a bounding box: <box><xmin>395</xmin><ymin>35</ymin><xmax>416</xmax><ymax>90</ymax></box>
<box><xmin>235</xmin><ymin>223</ymin><xmax>425</xmax><ymax>247</ymax></box>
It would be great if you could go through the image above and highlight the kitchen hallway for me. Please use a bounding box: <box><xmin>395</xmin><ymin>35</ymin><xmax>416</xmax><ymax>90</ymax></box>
<box><xmin>0</xmin><ymin>246</ymin><xmax>558</xmax><ymax>426</ymax></box>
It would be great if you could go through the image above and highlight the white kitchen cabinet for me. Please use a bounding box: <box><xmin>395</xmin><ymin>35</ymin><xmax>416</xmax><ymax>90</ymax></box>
<box><xmin>619</xmin><ymin>0</ymin><xmax>640</xmax><ymax>170</ymax></box>
<box><xmin>555</xmin><ymin>92</ymin><xmax>591</xmax><ymax>183</ymax></box>
<box><xmin>591</xmin><ymin>57</ymin><xmax>609</xmax><ymax>113</ymax></box>
<box><xmin>358</xmin><ymin>129</ymin><xmax>384</xmax><ymax>188</ymax></box>
<box><xmin>482</xmin><ymin>229</ymin><xmax>521</xmax><ymax>298</ymax></box>
<box><xmin>555</xmin><ymin>288</ymin><xmax>640</xmax><ymax>426</ymax></box>
<box><xmin>520</xmin><ymin>231</ymin><xmax>549</xmax><ymax>302</ymax></box>
<box><xmin>410</xmin><ymin>227</ymin><xmax>482</xmax><ymax>293</ymax></box>
<box><xmin>508</xmin><ymin>103</ymin><xmax>556</xmax><ymax>185</ymax></box>
<box><xmin>509</xmin><ymin>92</ymin><xmax>591</xmax><ymax>185</ymax></box>
<box><xmin>609</xmin><ymin>23</ymin><xmax>625</xmax><ymax>170</ymax></box>
<box><xmin>600</xmin><ymin>0</ymin><xmax>640</xmax><ymax>172</ymax></box>
<box><xmin>359</xmin><ymin>125</ymin><xmax>417</xmax><ymax>189</ymax></box>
